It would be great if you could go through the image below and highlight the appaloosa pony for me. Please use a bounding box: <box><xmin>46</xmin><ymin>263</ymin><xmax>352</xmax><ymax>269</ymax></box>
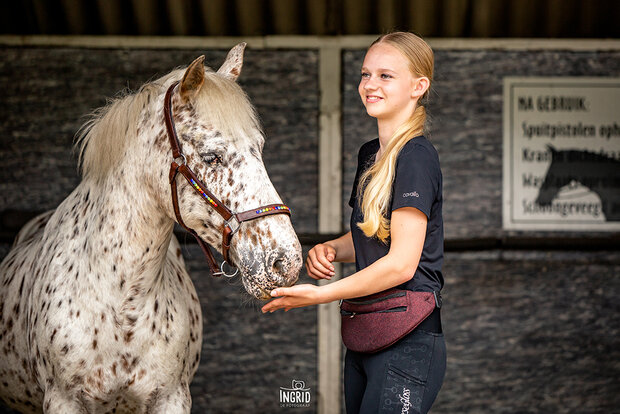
<box><xmin>0</xmin><ymin>43</ymin><xmax>302</xmax><ymax>413</ymax></box>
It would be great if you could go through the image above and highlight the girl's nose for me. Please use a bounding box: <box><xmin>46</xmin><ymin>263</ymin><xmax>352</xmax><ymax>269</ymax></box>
<box><xmin>363</xmin><ymin>77</ymin><xmax>377</xmax><ymax>91</ymax></box>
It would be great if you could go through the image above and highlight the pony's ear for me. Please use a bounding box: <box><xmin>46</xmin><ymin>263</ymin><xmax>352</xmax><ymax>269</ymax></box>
<box><xmin>180</xmin><ymin>55</ymin><xmax>205</xmax><ymax>102</ymax></box>
<box><xmin>217</xmin><ymin>42</ymin><xmax>246</xmax><ymax>81</ymax></box>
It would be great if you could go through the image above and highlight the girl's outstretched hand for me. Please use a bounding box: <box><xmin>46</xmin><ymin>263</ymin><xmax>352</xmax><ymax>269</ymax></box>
<box><xmin>261</xmin><ymin>284</ymin><xmax>323</xmax><ymax>313</ymax></box>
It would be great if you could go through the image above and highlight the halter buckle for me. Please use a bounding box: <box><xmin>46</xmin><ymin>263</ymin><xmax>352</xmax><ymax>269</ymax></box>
<box><xmin>225</xmin><ymin>215</ymin><xmax>242</xmax><ymax>237</ymax></box>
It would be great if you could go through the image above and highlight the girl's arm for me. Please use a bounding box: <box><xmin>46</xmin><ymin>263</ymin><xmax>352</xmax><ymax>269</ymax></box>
<box><xmin>262</xmin><ymin>206</ymin><xmax>427</xmax><ymax>312</ymax></box>
<box><xmin>325</xmin><ymin>231</ymin><xmax>355</xmax><ymax>263</ymax></box>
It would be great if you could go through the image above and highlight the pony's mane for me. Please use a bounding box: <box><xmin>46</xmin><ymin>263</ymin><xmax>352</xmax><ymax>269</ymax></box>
<box><xmin>196</xmin><ymin>70</ymin><xmax>263</xmax><ymax>147</ymax></box>
<box><xmin>76</xmin><ymin>66</ymin><xmax>262</xmax><ymax>180</ymax></box>
<box><xmin>75</xmin><ymin>71</ymin><xmax>174</xmax><ymax>180</ymax></box>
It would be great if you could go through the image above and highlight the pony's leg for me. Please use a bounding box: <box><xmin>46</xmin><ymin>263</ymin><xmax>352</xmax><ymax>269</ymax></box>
<box><xmin>149</xmin><ymin>384</ymin><xmax>192</xmax><ymax>414</ymax></box>
<box><xmin>42</xmin><ymin>389</ymin><xmax>86</xmax><ymax>414</ymax></box>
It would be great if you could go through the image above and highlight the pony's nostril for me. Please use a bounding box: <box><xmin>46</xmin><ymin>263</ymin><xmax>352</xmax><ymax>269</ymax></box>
<box><xmin>267</xmin><ymin>250</ymin><xmax>301</xmax><ymax>286</ymax></box>
<box><xmin>272</xmin><ymin>258</ymin><xmax>285</xmax><ymax>274</ymax></box>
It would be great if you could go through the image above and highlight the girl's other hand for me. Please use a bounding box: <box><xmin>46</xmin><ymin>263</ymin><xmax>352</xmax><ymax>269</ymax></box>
<box><xmin>306</xmin><ymin>243</ymin><xmax>336</xmax><ymax>280</ymax></box>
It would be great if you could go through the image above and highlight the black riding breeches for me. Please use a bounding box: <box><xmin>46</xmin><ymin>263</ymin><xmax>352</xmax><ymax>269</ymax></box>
<box><xmin>344</xmin><ymin>324</ymin><xmax>446</xmax><ymax>414</ymax></box>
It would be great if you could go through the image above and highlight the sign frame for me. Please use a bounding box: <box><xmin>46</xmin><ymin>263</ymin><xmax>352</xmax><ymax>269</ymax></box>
<box><xmin>502</xmin><ymin>77</ymin><xmax>620</xmax><ymax>231</ymax></box>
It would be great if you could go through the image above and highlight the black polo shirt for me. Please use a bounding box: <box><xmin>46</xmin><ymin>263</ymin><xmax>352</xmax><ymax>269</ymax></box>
<box><xmin>348</xmin><ymin>137</ymin><xmax>444</xmax><ymax>293</ymax></box>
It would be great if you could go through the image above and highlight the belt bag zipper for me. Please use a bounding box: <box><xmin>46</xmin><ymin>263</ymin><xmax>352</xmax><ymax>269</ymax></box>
<box><xmin>340</xmin><ymin>305</ymin><xmax>408</xmax><ymax>318</ymax></box>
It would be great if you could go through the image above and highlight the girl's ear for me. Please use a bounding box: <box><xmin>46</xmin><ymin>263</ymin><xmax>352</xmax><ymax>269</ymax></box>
<box><xmin>411</xmin><ymin>77</ymin><xmax>430</xmax><ymax>99</ymax></box>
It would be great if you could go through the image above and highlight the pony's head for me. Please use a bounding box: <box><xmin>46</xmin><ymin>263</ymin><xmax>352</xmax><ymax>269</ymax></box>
<box><xmin>170</xmin><ymin>45</ymin><xmax>303</xmax><ymax>298</ymax></box>
<box><xmin>166</xmin><ymin>45</ymin><xmax>303</xmax><ymax>298</ymax></box>
<box><xmin>79</xmin><ymin>43</ymin><xmax>302</xmax><ymax>299</ymax></box>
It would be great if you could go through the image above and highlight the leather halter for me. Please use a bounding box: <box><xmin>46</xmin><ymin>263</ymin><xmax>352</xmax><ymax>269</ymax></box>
<box><xmin>164</xmin><ymin>81</ymin><xmax>291</xmax><ymax>277</ymax></box>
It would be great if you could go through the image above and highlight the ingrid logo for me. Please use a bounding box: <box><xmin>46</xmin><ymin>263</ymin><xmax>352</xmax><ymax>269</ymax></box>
<box><xmin>279</xmin><ymin>379</ymin><xmax>311</xmax><ymax>408</ymax></box>
<box><xmin>403</xmin><ymin>191</ymin><xmax>419</xmax><ymax>198</ymax></box>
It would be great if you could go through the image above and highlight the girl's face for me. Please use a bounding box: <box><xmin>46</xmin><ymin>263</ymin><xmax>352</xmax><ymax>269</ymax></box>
<box><xmin>358</xmin><ymin>42</ymin><xmax>426</xmax><ymax>122</ymax></box>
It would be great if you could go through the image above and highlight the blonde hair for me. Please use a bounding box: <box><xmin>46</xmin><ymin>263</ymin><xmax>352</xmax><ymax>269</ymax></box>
<box><xmin>357</xmin><ymin>32</ymin><xmax>434</xmax><ymax>242</ymax></box>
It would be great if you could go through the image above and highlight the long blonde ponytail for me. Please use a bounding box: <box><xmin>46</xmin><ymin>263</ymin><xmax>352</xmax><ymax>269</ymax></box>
<box><xmin>356</xmin><ymin>32</ymin><xmax>433</xmax><ymax>242</ymax></box>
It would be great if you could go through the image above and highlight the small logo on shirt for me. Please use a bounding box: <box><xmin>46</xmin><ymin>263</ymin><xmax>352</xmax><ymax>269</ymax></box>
<box><xmin>403</xmin><ymin>191</ymin><xmax>419</xmax><ymax>198</ymax></box>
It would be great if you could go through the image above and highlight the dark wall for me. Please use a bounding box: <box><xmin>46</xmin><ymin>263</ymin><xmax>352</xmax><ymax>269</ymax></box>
<box><xmin>341</xmin><ymin>49</ymin><xmax>620</xmax><ymax>413</ymax></box>
<box><xmin>436</xmin><ymin>249</ymin><xmax>620</xmax><ymax>413</ymax></box>
<box><xmin>0</xmin><ymin>46</ymin><xmax>318</xmax><ymax>234</ymax></box>
<box><xmin>1</xmin><ymin>44</ymin><xmax>619</xmax><ymax>414</ymax></box>
<box><xmin>187</xmin><ymin>244</ymin><xmax>317</xmax><ymax>413</ymax></box>
<box><xmin>0</xmin><ymin>46</ymin><xmax>319</xmax><ymax>413</ymax></box>
<box><xmin>342</xmin><ymin>48</ymin><xmax>620</xmax><ymax>240</ymax></box>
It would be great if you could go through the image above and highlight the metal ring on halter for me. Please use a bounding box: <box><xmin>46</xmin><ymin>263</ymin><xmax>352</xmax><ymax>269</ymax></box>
<box><xmin>174</xmin><ymin>154</ymin><xmax>187</xmax><ymax>165</ymax></box>
<box><xmin>215</xmin><ymin>261</ymin><xmax>239</xmax><ymax>278</ymax></box>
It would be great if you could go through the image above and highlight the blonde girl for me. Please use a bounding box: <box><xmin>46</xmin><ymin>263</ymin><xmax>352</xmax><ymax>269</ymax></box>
<box><xmin>263</xmin><ymin>32</ymin><xmax>446</xmax><ymax>413</ymax></box>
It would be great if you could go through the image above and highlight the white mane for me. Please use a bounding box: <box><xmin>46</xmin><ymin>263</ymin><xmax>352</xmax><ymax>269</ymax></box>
<box><xmin>76</xmin><ymin>66</ymin><xmax>262</xmax><ymax>181</ymax></box>
<box><xmin>196</xmin><ymin>69</ymin><xmax>263</xmax><ymax>147</ymax></box>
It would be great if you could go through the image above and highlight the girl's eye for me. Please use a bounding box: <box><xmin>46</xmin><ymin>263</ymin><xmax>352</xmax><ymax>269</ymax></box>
<box><xmin>201</xmin><ymin>153</ymin><xmax>222</xmax><ymax>165</ymax></box>
<box><xmin>380</xmin><ymin>73</ymin><xmax>392</xmax><ymax>79</ymax></box>
<box><xmin>361</xmin><ymin>72</ymin><xmax>370</xmax><ymax>79</ymax></box>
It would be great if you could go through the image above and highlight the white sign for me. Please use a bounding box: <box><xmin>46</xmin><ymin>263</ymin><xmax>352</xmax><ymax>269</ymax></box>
<box><xmin>503</xmin><ymin>77</ymin><xmax>620</xmax><ymax>231</ymax></box>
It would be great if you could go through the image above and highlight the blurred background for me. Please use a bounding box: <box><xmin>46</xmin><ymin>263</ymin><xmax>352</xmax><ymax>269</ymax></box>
<box><xmin>1</xmin><ymin>1</ymin><xmax>619</xmax><ymax>414</ymax></box>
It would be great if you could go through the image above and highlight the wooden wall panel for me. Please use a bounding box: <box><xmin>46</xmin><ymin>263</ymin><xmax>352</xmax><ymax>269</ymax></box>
<box><xmin>96</xmin><ymin>0</ymin><xmax>124</xmax><ymax>35</ymax></box>
<box><xmin>3</xmin><ymin>0</ymin><xmax>618</xmax><ymax>37</ymax></box>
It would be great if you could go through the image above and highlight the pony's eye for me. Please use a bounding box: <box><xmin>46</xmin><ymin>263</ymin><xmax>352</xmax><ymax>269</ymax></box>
<box><xmin>201</xmin><ymin>153</ymin><xmax>221</xmax><ymax>165</ymax></box>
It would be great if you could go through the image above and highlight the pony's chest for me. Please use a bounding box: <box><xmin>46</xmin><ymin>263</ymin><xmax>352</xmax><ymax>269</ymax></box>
<box><xmin>35</xmin><ymin>302</ymin><xmax>195</xmax><ymax>395</ymax></box>
<box><xmin>30</xmin><ymin>272</ymin><xmax>196</xmax><ymax>363</ymax></box>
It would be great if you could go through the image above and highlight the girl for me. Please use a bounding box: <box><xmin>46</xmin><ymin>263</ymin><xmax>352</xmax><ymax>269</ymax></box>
<box><xmin>262</xmin><ymin>32</ymin><xmax>445</xmax><ymax>414</ymax></box>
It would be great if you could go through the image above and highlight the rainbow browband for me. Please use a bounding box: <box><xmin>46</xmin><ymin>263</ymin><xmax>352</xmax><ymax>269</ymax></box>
<box><xmin>256</xmin><ymin>205</ymin><xmax>290</xmax><ymax>215</ymax></box>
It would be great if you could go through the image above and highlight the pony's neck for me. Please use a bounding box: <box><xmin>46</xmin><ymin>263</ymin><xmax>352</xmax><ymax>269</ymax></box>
<box><xmin>80</xmin><ymin>168</ymin><xmax>174</xmax><ymax>288</ymax></box>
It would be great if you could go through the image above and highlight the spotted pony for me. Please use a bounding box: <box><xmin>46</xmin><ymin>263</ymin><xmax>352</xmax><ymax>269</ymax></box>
<box><xmin>0</xmin><ymin>43</ymin><xmax>302</xmax><ymax>413</ymax></box>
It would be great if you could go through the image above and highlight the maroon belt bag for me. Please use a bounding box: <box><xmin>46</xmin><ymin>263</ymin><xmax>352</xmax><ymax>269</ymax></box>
<box><xmin>340</xmin><ymin>288</ymin><xmax>440</xmax><ymax>353</ymax></box>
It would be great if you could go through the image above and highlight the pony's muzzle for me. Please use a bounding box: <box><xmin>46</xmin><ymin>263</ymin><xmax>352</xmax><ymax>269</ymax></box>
<box><xmin>240</xmin><ymin>247</ymin><xmax>300</xmax><ymax>289</ymax></box>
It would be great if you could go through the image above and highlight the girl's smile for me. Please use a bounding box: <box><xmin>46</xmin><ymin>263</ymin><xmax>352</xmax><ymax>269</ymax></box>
<box><xmin>365</xmin><ymin>94</ymin><xmax>383</xmax><ymax>103</ymax></box>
